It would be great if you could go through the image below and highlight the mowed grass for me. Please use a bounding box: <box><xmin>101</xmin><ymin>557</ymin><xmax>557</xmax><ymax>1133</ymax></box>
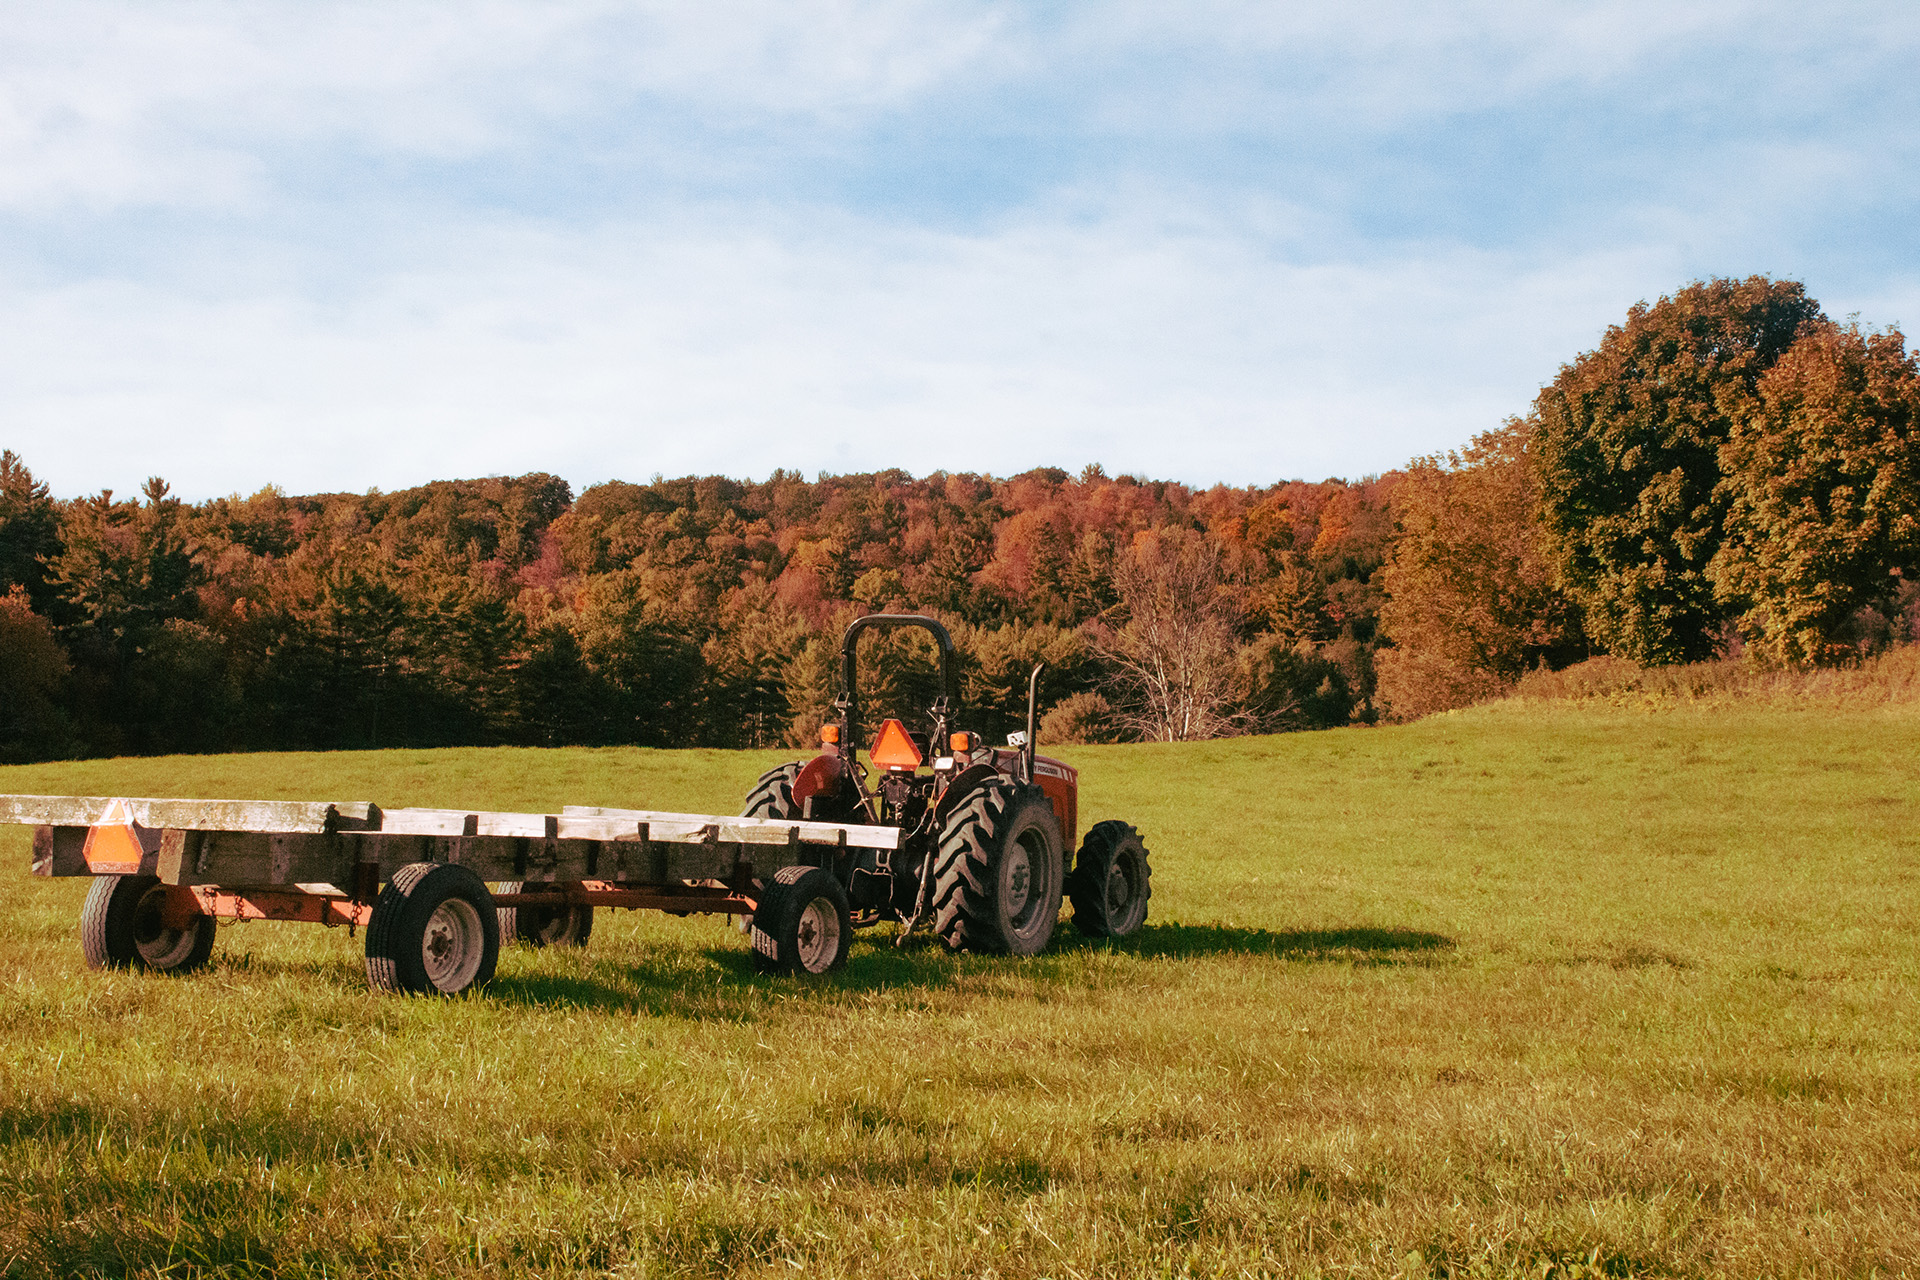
<box><xmin>3</xmin><ymin>705</ymin><xmax>1920</xmax><ymax>1278</ymax></box>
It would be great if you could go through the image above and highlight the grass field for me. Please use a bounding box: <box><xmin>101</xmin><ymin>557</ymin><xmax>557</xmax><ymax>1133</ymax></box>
<box><xmin>4</xmin><ymin>702</ymin><xmax>1920</xmax><ymax>1278</ymax></box>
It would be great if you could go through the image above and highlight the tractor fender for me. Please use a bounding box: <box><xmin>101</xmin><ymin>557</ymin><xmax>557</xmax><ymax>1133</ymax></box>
<box><xmin>792</xmin><ymin>753</ymin><xmax>857</xmax><ymax>820</ymax></box>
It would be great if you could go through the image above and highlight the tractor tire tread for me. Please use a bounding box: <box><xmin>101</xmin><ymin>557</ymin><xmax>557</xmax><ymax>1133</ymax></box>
<box><xmin>741</xmin><ymin>762</ymin><xmax>803</xmax><ymax>820</ymax></box>
<box><xmin>930</xmin><ymin>779</ymin><xmax>1062</xmax><ymax>956</ymax></box>
<box><xmin>929</xmin><ymin>779</ymin><xmax>1012</xmax><ymax>952</ymax></box>
<box><xmin>1068</xmin><ymin>820</ymin><xmax>1153</xmax><ymax>939</ymax></box>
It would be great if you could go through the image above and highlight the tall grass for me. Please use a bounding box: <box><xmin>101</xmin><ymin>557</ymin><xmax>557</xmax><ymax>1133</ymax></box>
<box><xmin>1514</xmin><ymin>643</ymin><xmax>1920</xmax><ymax>707</ymax></box>
<box><xmin>3</xmin><ymin>703</ymin><xmax>1919</xmax><ymax>1277</ymax></box>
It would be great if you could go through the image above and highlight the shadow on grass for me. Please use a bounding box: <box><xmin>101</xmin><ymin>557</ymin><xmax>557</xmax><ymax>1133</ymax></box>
<box><xmin>178</xmin><ymin>917</ymin><xmax>1453</xmax><ymax>1016</ymax></box>
<box><xmin>486</xmin><ymin>937</ymin><xmax>969</xmax><ymax>1013</ymax></box>
<box><xmin>1067</xmin><ymin>921</ymin><xmax>1456</xmax><ymax>965</ymax></box>
<box><xmin>484</xmin><ymin>921</ymin><xmax>1456</xmax><ymax>1012</ymax></box>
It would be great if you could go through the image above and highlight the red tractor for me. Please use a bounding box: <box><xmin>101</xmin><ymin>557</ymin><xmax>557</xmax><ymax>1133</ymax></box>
<box><xmin>739</xmin><ymin>613</ymin><xmax>1152</xmax><ymax>974</ymax></box>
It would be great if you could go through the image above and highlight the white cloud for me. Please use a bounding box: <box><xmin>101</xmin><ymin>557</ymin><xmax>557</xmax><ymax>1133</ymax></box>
<box><xmin>0</xmin><ymin>200</ymin><xmax>1680</xmax><ymax>499</ymax></box>
<box><xmin>0</xmin><ymin>0</ymin><xmax>1007</xmax><ymax>211</ymax></box>
<box><xmin>0</xmin><ymin>1</ymin><xmax>1912</xmax><ymax>499</ymax></box>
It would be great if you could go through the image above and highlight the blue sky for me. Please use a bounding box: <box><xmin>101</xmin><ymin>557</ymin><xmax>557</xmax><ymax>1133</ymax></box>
<box><xmin>2</xmin><ymin>1</ymin><xmax>1916</xmax><ymax>500</ymax></box>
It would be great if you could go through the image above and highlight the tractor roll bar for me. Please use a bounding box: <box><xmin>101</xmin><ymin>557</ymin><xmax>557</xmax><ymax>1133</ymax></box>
<box><xmin>838</xmin><ymin>614</ymin><xmax>961</xmax><ymax>759</ymax></box>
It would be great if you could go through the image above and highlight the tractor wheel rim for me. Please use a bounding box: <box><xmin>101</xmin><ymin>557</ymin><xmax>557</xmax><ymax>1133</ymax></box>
<box><xmin>1107</xmin><ymin>857</ymin><xmax>1135</xmax><ymax>913</ymax></box>
<box><xmin>1003</xmin><ymin>839</ymin><xmax>1035</xmax><ymax>923</ymax></box>
<box><xmin>795</xmin><ymin>896</ymin><xmax>840</xmax><ymax>972</ymax></box>
<box><xmin>422</xmin><ymin>897</ymin><xmax>485</xmax><ymax>991</ymax></box>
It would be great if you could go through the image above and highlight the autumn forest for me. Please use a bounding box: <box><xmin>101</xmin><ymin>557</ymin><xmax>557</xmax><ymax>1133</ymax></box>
<box><xmin>2</xmin><ymin>275</ymin><xmax>1916</xmax><ymax>762</ymax></box>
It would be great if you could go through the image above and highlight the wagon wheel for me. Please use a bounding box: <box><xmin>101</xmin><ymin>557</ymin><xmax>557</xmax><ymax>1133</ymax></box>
<box><xmin>1068</xmin><ymin>821</ymin><xmax>1152</xmax><ymax>938</ymax></box>
<box><xmin>80</xmin><ymin>874</ymin><xmax>216</xmax><ymax>973</ymax></box>
<box><xmin>749</xmin><ymin>864</ymin><xmax>851</xmax><ymax>976</ymax></box>
<box><xmin>728</xmin><ymin>761</ymin><xmax>804</xmax><ymax>931</ymax></box>
<box><xmin>929</xmin><ymin>780</ymin><xmax>1064</xmax><ymax>956</ymax></box>
<box><xmin>495</xmin><ymin>882</ymin><xmax>593</xmax><ymax>949</ymax></box>
<box><xmin>365</xmin><ymin>863</ymin><xmax>499</xmax><ymax>996</ymax></box>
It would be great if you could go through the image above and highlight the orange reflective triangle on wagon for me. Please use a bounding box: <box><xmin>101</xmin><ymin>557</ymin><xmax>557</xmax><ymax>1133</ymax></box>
<box><xmin>83</xmin><ymin>798</ymin><xmax>146</xmax><ymax>874</ymax></box>
<box><xmin>869</xmin><ymin>718</ymin><xmax>923</xmax><ymax>771</ymax></box>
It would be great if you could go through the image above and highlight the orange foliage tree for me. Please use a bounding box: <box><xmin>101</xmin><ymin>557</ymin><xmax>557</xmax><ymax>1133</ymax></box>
<box><xmin>1712</xmin><ymin>322</ymin><xmax>1920</xmax><ymax>665</ymax></box>
<box><xmin>1376</xmin><ymin>423</ymin><xmax>1584</xmax><ymax>719</ymax></box>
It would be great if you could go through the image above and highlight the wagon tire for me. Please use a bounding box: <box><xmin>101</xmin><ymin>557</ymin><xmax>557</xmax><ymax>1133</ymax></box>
<box><xmin>365</xmin><ymin>862</ymin><xmax>499</xmax><ymax>996</ymax></box>
<box><xmin>80</xmin><ymin>874</ymin><xmax>216</xmax><ymax>974</ymax></box>
<box><xmin>495</xmin><ymin>882</ymin><xmax>593</xmax><ymax>949</ymax></box>
<box><xmin>732</xmin><ymin>761</ymin><xmax>804</xmax><ymax>932</ymax></box>
<box><xmin>749</xmin><ymin>864</ymin><xmax>851</xmax><ymax>976</ymax></box>
<box><xmin>930</xmin><ymin>780</ymin><xmax>1064</xmax><ymax>956</ymax></box>
<box><xmin>1068</xmin><ymin>821</ymin><xmax>1152</xmax><ymax>938</ymax></box>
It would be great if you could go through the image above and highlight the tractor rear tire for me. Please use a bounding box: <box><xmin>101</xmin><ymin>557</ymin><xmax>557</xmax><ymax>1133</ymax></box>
<box><xmin>749</xmin><ymin>864</ymin><xmax>851</xmax><ymax>976</ymax></box>
<box><xmin>80</xmin><ymin>874</ymin><xmax>216</xmax><ymax>973</ymax></box>
<box><xmin>365</xmin><ymin>863</ymin><xmax>499</xmax><ymax>996</ymax></box>
<box><xmin>1068</xmin><ymin>821</ymin><xmax>1152</xmax><ymax>938</ymax></box>
<box><xmin>931</xmin><ymin>780</ymin><xmax>1064</xmax><ymax>956</ymax></box>
<box><xmin>740</xmin><ymin>762</ymin><xmax>802</xmax><ymax>820</ymax></box>
<box><xmin>496</xmin><ymin>882</ymin><xmax>593</xmax><ymax>949</ymax></box>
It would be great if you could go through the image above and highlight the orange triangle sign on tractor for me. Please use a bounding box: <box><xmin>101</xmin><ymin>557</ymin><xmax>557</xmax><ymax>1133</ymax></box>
<box><xmin>869</xmin><ymin>718</ymin><xmax>923</xmax><ymax>771</ymax></box>
<box><xmin>83</xmin><ymin>798</ymin><xmax>147</xmax><ymax>875</ymax></box>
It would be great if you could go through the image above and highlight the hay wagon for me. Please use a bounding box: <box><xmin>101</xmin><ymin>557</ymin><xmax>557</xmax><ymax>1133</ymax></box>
<box><xmin>3</xmin><ymin>794</ymin><xmax>898</xmax><ymax>995</ymax></box>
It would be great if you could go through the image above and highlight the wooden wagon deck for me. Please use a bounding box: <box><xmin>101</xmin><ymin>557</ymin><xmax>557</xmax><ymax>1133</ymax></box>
<box><xmin>6</xmin><ymin>793</ymin><xmax>896</xmax><ymax>887</ymax></box>
<box><xmin>1</xmin><ymin>792</ymin><xmax>900</xmax><ymax>993</ymax></box>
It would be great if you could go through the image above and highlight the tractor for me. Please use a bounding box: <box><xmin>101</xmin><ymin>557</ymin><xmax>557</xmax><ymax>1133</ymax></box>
<box><xmin>739</xmin><ymin>613</ymin><xmax>1152</xmax><ymax>975</ymax></box>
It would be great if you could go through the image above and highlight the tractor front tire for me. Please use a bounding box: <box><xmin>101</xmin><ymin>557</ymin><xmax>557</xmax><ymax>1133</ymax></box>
<box><xmin>741</xmin><ymin>762</ymin><xmax>802</xmax><ymax>820</ymax></box>
<box><xmin>80</xmin><ymin>874</ymin><xmax>216</xmax><ymax>974</ymax></box>
<box><xmin>365</xmin><ymin>863</ymin><xmax>499</xmax><ymax>996</ymax></box>
<box><xmin>750</xmin><ymin>865</ymin><xmax>851</xmax><ymax>976</ymax></box>
<box><xmin>1068</xmin><ymin>821</ymin><xmax>1152</xmax><ymax>938</ymax></box>
<box><xmin>496</xmin><ymin>882</ymin><xmax>593</xmax><ymax>949</ymax></box>
<box><xmin>931</xmin><ymin>781</ymin><xmax>1064</xmax><ymax>956</ymax></box>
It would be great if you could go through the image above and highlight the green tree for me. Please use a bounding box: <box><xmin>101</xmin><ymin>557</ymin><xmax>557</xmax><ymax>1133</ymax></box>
<box><xmin>1711</xmin><ymin>322</ymin><xmax>1920</xmax><ymax>665</ymax></box>
<box><xmin>45</xmin><ymin>479</ymin><xmax>206</xmax><ymax>753</ymax></box>
<box><xmin>0</xmin><ymin>587</ymin><xmax>72</xmax><ymax>760</ymax></box>
<box><xmin>1533</xmin><ymin>276</ymin><xmax>1824</xmax><ymax>663</ymax></box>
<box><xmin>699</xmin><ymin>583</ymin><xmax>813</xmax><ymax>747</ymax></box>
<box><xmin>0</xmin><ymin>451</ymin><xmax>61</xmax><ymax>613</ymax></box>
<box><xmin>47</xmin><ymin>478</ymin><xmax>199</xmax><ymax>641</ymax></box>
<box><xmin>949</xmin><ymin>619</ymin><xmax>1095</xmax><ymax>746</ymax></box>
<box><xmin>514</xmin><ymin>621</ymin><xmax>600</xmax><ymax>747</ymax></box>
<box><xmin>573</xmin><ymin>571</ymin><xmax>706</xmax><ymax>746</ymax></box>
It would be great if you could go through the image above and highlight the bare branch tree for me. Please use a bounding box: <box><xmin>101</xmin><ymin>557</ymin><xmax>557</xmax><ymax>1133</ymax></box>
<box><xmin>1097</xmin><ymin>527</ymin><xmax>1253</xmax><ymax>742</ymax></box>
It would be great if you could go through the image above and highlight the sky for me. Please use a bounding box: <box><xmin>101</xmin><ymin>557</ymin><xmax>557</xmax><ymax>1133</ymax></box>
<box><xmin>1</xmin><ymin>1</ymin><xmax>1916</xmax><ymax>502</ymax></box>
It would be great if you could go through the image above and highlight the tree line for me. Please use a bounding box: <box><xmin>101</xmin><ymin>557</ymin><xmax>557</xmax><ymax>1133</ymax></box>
<box><xmin>0</xmin><ymin>460</ymin><xmax>1389</xmax><ymax>760</ymax></box>
<box><xmin>4</xmin><ymin>275</ymin><xmax>1911</xmax><ymax>762</ymax></box>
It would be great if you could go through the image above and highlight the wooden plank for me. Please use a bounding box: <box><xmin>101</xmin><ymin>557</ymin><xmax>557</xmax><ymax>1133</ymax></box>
<box><xmin>12</xmin><ymin>791</ymin><xmax>889</xmax><ymax>886</ymax></box>
<box><xmin>33</xmin><ymin>812</ymin><xmax>816</xmax><ymax>887</ymax></box>
<box><xmin>326</xmin><ymin>831</ymin><xmax>792</xmax><ymax>885</ymax></box>
<box><xmin>155</xmin><ymin>830</ymin><xmax>354</xmax><ymax>888</ymax></box>
<box><xmin>365</xmin><ymin>806</ymin><xmax>895</xmax><ymax>848</ymax></box>
<box><xmin>31</xmin><ymin>826</ymin><xmax>89</xmax><ymax>877</ymax></box>
<box><xmin>561</xmin><ymin>805</ymin><xmax>899</xmax><ymax>850</ymax></box>
<box><xmin>0</xmin><ymin>792</ymin><xmax>891</xmax><ymax>847</ymax></box>
<box><xmin>0</xmin><ymin>795</ymin><xmax>375</xmax><ymax>834</ymax></box>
